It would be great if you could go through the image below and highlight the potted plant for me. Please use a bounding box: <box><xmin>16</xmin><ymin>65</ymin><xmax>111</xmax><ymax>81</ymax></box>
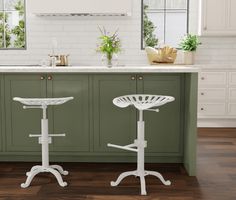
<box><xmin>179</xmin><ymin>34</ymin><xmax>201</xmax><ymax>65</ymax></box>
<box><xmin>97</xmin><ymin>27</ymin><xmax>121</xmax><ymax>68</ymax></box>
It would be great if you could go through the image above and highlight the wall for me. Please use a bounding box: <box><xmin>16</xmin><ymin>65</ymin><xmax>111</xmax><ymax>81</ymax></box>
<box><xmin>0</xmin><ymin>0</ymin><xmax>146</xmax><ymax>66</ymax></box>
<box><xmin>0</xmin><ymin>0</ymin><xmax>235</xmax><ymax>66</ymax></box>
<box><xmin>189</xmin><ymin>0</ymin><xmax>236</xmax><ymax>66</ymax></box>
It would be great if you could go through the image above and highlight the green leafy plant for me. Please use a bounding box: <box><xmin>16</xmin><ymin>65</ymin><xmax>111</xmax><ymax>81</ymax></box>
<box><xmin>97</xmin><ymin>27</ymin><xmax>121</xmax><ymax>66</ymax></box>
<box><xmin>0</xmin><ymin>0</ymin><xmax>25</xmax><ymax>49</ymax></box>
<box><xmin>11</xmin><ymin>0</ymin><xmax>25</xmax><ymax>48</ymax></box>
<box><xmin>0</xmin><ymin>12</ymin><xmax>11</xmax><ymax>48</ymax></box>
<box><xmin>143</xmin><ymin>4</ymin><xmax>158</xmax><ymax>48</ymax></box>
<box><xmin>179</xmin><ymin>34</ymin><xmax>201</xmax><ymax>52</ymax></box>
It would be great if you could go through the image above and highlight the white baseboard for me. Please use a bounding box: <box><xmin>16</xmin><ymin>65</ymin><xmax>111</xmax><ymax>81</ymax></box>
<box><xmin>198</xmin><ymin>118</ymin><xmax>236</xmax><ymax>128</ymax></box>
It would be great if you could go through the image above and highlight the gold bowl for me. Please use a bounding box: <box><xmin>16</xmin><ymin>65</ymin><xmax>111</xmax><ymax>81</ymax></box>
<box><xmin>145</xmin><ymin>46</ymin><xmax>177</xmax><ymax>64</ymax></box>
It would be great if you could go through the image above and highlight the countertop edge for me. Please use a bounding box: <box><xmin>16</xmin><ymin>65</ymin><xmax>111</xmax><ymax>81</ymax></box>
<box><xmin>0</xmin><ymin>66</ymin><xmax>200</xmax><ymax>73</ymax></box>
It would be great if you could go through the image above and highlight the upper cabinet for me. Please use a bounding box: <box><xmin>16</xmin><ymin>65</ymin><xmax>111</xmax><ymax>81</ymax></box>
<box><xmin>199</xmin><ymin>0</ymin><xmax>236</xmax><ymax>36</ymax></box>
<box><xmin>27</xmin><ymin>0</ymin><xmax>132</xmax><ymax>16</ymax></box>
<box><xmin>227</xmin><ymin>0</ymin><xmax>236</xmax><ymax>31</ymax></box>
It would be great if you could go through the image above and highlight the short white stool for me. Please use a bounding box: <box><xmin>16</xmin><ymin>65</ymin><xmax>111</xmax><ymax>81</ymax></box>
<box><xmin>108</xmin><ymin>94</ymin><xmax>175</xmax><ymax>195</ymax></box>
<box><xmin>13</xmin><ymin>97</ymin><xmax>74</xmax><ymax>188</ymax></box>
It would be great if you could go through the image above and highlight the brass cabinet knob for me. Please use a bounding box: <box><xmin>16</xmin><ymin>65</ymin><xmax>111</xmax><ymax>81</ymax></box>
<box><xmin>131</xmin><ymin>76</ymin><xmax>136</xmax><ymax>80</ymax></box>
<box><xmin>40</xmin><ymin>76</ymin><xmax>45</xmax><ymax>80</ymax></box>
<box><xmin>48</xmin><ymin>75</ymin><xmax>53</xmax><ymax>80</ymax></box>
<box><xmin>138</xmin><ymin>76</ymin><xmax>143</xmax><ymax>80</ymax></box>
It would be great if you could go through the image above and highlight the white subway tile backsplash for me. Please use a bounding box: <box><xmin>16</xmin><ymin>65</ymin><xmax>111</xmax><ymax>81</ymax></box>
<box><xmin>0</xmin><ymin>0</ymin><xmax>146</xmax><ymax>66</ymax></box>
<box><xmin>0</xmin><ymin>0</ymin><xmax>235</xmax><ymax>66</ymax></box>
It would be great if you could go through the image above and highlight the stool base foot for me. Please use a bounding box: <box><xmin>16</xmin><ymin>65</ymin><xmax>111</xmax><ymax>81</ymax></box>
<box><xmin>21</xmin><ymin>165</ymin><xmax>68</xmax><ymax>188</ymax></box>
<box><xmin>50</xmin><ymin>165</ymin><xmax>69</xmax><ymax>175</ymax></box>
<box><xmin>111</xmin><ymin>170</ymin><xmax>171</xmax><ymax>195</ymax></box>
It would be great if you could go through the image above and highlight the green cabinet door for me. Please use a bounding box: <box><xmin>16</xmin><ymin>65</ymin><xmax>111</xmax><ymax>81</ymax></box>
<box><xmin>137</xmin><ymin>74</ymin><xmax>183</xmax><ymax>156</ymax></box>
<box><xmin>5</xmin><ymin>75</ymin><xmax>46</xmax><ymax>152</ymax></box>
<box><xmin>0</xmin><ymin>75</ymin><xmax>3</xmax><ymax>151</ymax></box>
<box><xmin>93</xmin><ymin>75</ymin><xmax>136</xmax><ymax>153</ymax></box>
<box><xmin>47</xmin><ymin>74</ymin><xmax>90</xmax><ymax>152</ymax></box>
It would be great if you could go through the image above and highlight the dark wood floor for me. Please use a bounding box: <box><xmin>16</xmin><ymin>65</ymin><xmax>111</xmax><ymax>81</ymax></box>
<box><xmin>0</xmin><ymin>128</ymin><xmax>236</xmax><ymax>200</ymax></box>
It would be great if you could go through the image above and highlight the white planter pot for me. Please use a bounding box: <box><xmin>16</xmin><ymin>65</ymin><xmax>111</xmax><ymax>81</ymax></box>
<box><xmin>183</xmin><ymin>51</ymin><xmax>195</xmax><ymax>65</ymax></box>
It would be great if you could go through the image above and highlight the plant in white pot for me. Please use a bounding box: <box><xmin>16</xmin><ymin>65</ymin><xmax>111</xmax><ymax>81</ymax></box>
<box><xmin>179</xmin><ymin>34</ymin><xmax>201</xmax><ymax>65</ymax></box>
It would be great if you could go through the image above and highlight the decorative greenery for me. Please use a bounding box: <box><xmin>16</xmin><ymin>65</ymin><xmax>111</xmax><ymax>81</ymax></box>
<box><xmin>0</xmin><ymin>12</ymin><xmax>11</xmax><ymax>48</ymax></box>
<box><xmin>11</xmin><ymin>0</ymin><xmax>25</xmax><ymax>48</ymax></box>
<box><xmin>97</xmin><ymin>27</ymin><xmax>121</xmax><ymax>65</ymax></box>
<box><xmin>143</xmin><ymin>4</ymin><xmax>158</xmax><ymax>48</ymax></box>
<box><xmin>14</xmin><ymin>0</ymin><xmax>24</xmax><ymax>16</ymax></box>
<box><xmin>0</xmin><ymin>0</ymin><xmax>25</xmax><ymax>49</ymax></box>
<box><xmin>179</xmin><ymin>34</ymin><xmax>201</xmax><ymax>52</ymax></box>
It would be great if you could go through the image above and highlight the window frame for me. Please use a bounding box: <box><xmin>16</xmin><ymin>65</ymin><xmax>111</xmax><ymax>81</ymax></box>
<box><xmin>141</xmin><ymin>0</ymin><xmax>190</xmax><ymax>50</ymax></box>
<box><xmin>0</xmin><ymin>0</ymin><xmax>27</xmax><ymax>50</ymax></box>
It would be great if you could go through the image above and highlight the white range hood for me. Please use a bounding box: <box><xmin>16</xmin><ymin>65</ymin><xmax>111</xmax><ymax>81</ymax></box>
<box><xmin>27</xmin><ymin>0</ymin><xmax>132</xmax><ymax>17</ymax></box>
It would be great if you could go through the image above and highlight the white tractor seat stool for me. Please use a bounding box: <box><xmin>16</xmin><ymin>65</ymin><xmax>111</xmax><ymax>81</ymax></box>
<box><xmin>107</xmin><ymin>94</ymin><xmax>175</xmax><ymax>195</ymax></box>
<box><xmin>13</xmin><ymin>97</ymin><xmax>74</xmax><ymax>188</ymax></box>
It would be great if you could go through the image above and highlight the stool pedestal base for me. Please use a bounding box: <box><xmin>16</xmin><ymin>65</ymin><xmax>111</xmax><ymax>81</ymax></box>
<box><xmin>110</xmin><ymin>170</ymin><xmax>171</xmax><ymax>195</ymax></box>
<box><xmin>108</xmin><ymin>110</ymin><xmax>172</xmax><ymax>195</ymax></box>
<box><xmin>21</xmin><ymin>165</ymin><xmax>68</xmax><ymax>188</ymax></box>
<box><xmin>13</xmin><ymin>97</ymin><xmax>74</xmax><ymax>188</ymax></box>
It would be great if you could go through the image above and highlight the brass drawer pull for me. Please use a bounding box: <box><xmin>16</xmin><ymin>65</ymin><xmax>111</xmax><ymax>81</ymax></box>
<box><xmin>48</xmin><ymin>75</ymin><xmax>53</xmax><ymax>81</ymax></box>
<box><xmin>138</xmin><ymin>76</ymin><xmax>143</xmax><ymax>80</ymax></box>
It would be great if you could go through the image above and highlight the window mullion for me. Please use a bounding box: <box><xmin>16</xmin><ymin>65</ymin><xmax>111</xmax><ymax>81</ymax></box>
<box><xmin>164</xmin><ymin>0</ymin><xmax>166</xmax><ymax>44</ymax></box>
<box><xmin>3</xmin><ymin>0</ymin><xmax>6</xmax><ymax>48</ymax></box>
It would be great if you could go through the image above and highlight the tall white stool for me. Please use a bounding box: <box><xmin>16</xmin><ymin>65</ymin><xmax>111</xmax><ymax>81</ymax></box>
<box><xmin>13</xmin><ymin>97</ymin><xmax>74</xmax><ymax>188</ymax></box>
<box><xmin>108</xmin><ymin>94</ymin><xmax>175</xmax><ymax>195</ymax></box>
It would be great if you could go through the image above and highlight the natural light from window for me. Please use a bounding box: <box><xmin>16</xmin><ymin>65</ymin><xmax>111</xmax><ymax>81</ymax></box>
<box><xmin>142</xmin><ymin>0</ymin><xmax>188</xmax><ymax>48</ymax></box>
<box><xmin>0</xmin><ymin>0</ymin><xmax>26</xmax><ymax>49</ymax></box>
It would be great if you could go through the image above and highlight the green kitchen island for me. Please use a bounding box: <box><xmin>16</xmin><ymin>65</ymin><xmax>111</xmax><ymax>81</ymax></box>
<box><xmin>0</xmin><ymin>65</ymin><xmax>199</xmax><ymax>176</ymax></box>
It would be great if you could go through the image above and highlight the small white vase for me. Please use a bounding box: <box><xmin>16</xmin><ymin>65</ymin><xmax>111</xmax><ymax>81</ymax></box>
<box><xmin>183</xmin><ymin>51</ymin><xmax>195</xmax><ymax>65</ymax></box>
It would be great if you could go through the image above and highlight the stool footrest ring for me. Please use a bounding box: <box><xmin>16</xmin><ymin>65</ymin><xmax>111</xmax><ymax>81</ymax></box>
<box><xmin>108</xmin><ymin>143</ymin><xmax>138</xmax><ymax>152</ymax></box>
<box><xmin>23</xmin><ymin>106</ymin><xmax>42</xmax><ymax>109</ymax></box>
<box><xmin>29</xmin><ymin>134</ymin><xmax>66</xmax><ymax>137</ymax></box>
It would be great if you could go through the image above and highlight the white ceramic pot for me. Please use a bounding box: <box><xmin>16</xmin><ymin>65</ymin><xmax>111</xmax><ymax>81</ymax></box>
<box><xmin>184</xmin><ymin>51</ymin><xmax>195</xmax><ymax>65</ymax></box>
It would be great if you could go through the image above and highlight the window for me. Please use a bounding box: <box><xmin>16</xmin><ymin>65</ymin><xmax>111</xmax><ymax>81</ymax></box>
<box><xmin>142</xmin><ymin>0</ymin><xmax>189</xmax><ymax>48</ymax></box>
<box><xmin>0</xmin><ymin>0</ymin><xmax>26</xmax><ymax>49</ymax></box>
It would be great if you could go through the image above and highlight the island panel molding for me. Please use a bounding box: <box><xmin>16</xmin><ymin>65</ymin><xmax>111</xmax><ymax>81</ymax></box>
<box><xmin>0</xmin><ymin>72</ymin><xmax>198</xmax><ymax>176</ymax></box>
<box><xmin>137</xmin><ymin>75</ymin><xmax>183</xmax><ymax>155</ymax></box>
<box><xmin>47</xmin><ymin>75</ymin><xmax>90</xmax><ymax>152</ymax></box>
<box><xmin>5</xmin><ymin>75</ymin><xmax>46</xmax><ymax>152</ymax></box>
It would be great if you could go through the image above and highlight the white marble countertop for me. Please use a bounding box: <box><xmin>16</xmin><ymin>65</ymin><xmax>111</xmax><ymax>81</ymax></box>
<box><xmin>0</xmin><ymin>65</ymin><xmax>199</xmax><ymax>73</ymax></box>
<box><xmin>196</xmin><ymin>64</ymin><xmax>236</xmax><ymax>70</ymax></box>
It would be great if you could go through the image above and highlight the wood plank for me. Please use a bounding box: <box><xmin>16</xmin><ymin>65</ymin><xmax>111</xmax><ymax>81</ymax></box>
<box><xmin>0</xmin><ymin>128</ymin><xmax>235</xmax><ymax>199</ymax></box>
